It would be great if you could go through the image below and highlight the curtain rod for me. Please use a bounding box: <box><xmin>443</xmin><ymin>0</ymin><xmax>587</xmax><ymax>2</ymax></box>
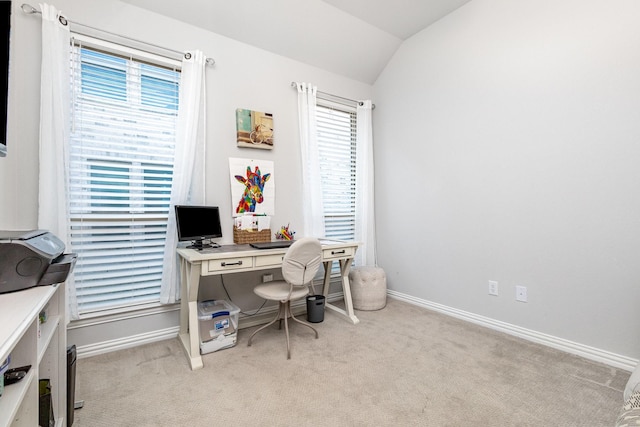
<box><xmin>21</xmin><ymin>3</ymin><xmax>215</xmax><ymax>66</ymax></box>
<box><xmin>290</xmin><ymin>82</ymin><xmax>375</xmax><ymax>109</ymax></box>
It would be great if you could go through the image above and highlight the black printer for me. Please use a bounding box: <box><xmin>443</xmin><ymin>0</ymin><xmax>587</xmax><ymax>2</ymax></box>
<box><xmin>0</xmin><ymin>230</ymin><xmax>77</xmax><ymax>294</ymax></box>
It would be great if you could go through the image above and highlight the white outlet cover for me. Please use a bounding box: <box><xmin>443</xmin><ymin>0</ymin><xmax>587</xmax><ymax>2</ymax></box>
<box><xmin>516</xmin><ymin>285</ymin><xmax>527</xmax><ymax>302</ymax></box>
<box><xmin>488</xmin><ymin>280</ymin><xmax>498</xmax><ymax>296</ymax></box>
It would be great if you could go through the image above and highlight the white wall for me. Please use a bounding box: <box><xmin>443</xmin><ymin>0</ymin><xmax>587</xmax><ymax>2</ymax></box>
<box><xmin>373</xmin><ymin>0</ymin><xmax>640</xmax><ymax>359</ymax></box>
<box><xmin>0</xmin><ymin>0</ymin><xmax>373</xmax><ymax>351</ymax></box>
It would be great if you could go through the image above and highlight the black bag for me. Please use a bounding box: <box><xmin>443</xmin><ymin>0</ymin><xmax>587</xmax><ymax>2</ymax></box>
<box><xmin>39</xmin><ymin>379</ymin><xmax>55</xmax><ymax>427</ymax></box>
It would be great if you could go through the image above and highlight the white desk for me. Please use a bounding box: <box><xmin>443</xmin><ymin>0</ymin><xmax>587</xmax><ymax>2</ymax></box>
<box><xmin>177</xmin><ymin>239</ymin><xmax>360</xmax><ymax>370</ymax></box>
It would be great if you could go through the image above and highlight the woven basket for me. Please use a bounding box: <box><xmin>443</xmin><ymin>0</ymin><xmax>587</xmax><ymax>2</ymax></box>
<box><xmin>233</xmin><ymin>226</ymin><xmax>271</xmax><ymax>244</ymax></box>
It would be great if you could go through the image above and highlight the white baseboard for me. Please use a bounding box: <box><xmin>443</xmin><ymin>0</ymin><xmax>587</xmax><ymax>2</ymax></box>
<box><xmin>387</xmin><ymin>290</ymin><xmax>638</xmax><ymax>372</ymax></box>
<box><xmin>77</xmin><ymin>326</ymin><xmax>179</xmax><ymax>359</ymax></box>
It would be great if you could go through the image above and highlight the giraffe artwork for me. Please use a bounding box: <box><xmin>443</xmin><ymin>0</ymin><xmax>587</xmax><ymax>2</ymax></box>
<box><xmin>234</xmin><ymin>166</ymin><xmax>270</xmax><ymax>214</ymax></box>
<box><xmin>229</xmin><ymin>158</ymin><xmax>275</xmax><ymax>217</ymax></box>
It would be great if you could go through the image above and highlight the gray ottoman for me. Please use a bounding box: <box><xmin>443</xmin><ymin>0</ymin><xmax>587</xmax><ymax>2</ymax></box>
<box><xmin>348</xmin><ymin>266</ymin><xmax>387</xmax><ymax>311</ymax></box>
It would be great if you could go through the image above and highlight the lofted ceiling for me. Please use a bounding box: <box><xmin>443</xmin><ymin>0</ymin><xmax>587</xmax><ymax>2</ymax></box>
<box><xmin>120</xmin><ymin>0</ymin><xmax>473</xmax><ymax>84</ymax></box>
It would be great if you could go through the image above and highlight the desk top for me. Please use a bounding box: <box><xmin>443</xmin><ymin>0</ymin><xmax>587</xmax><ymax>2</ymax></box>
<box><xmin>176</xmin><ymin>239</ymin><xmax>358</xmax><ymax>262</ymax></box>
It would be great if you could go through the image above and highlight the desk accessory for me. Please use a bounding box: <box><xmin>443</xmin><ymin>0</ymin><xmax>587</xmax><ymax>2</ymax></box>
<box><xmin>4</xmin><ymin>365</ymin><xmax>31</xmax><ymax>385</ymax></box>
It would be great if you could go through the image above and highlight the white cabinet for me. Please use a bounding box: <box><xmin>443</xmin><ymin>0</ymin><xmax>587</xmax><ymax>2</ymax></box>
<box><xmin>0</xmin><ymin>284</ymin><xmax>67</xmax><ymax>427</ymax></box>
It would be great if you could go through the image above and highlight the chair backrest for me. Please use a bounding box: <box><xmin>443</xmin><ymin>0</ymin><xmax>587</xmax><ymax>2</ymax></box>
<box><xmin>281</xmin><ymin>238</ymin><xmax>322</xmax><ymax>286</ymax></box>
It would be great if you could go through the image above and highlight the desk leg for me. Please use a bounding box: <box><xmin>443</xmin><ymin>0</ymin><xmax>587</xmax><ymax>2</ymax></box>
<box><xmin>178</xmin><ymin>258</ymin><xmax>204</xmax><ymax>370</ymax></box>
<box><xmin>339</xmin><ymin>258</ymin><xmax>358</xmax><ymax>324</ymax></box>
<box><xmin>322</xmin><ymin>261</ymin><xmax>332</xmax><ymax>297</ymax></box>
<box><xmin>178</xmin><ymin>258</ymin><xmax>189</xmax><ymax>336</ymax></box>
<box><xmin>322</xmin><ymin>259</ymin><xmax>360</xmax><ymax>325</ymax></box>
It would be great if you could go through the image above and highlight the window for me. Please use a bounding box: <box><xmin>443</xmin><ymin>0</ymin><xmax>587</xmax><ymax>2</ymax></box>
<box><xmin>316</xmin><ymin>101</ymin><xmax>358</xmax><ymax>242</ymax></box>
<box><xmin>68</xmin><ymin>36</ymin><xmax>180</xmax><ymax>316</ymax></box>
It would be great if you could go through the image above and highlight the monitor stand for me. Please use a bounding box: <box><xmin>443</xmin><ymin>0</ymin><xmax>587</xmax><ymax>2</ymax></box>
<box><xmin>187</xmin><ymin>239</ymin><xmax>220</xmax><ymax>250</ymax></box>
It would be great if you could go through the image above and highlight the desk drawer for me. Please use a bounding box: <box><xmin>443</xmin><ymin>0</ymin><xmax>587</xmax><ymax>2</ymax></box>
<box><xmin>206</xmin><ymin>257</ymin><xmax>253</xmax><ymax>272</ymax></box>
<box><xmin>323</xmin><ymin>246</ymin><xmax>355</xmax><ymax>260</ymax></box>
<box><xmin>254</xmin><ymin>253</ymin><xmax>285</xmax><ymax>267</ymax></box>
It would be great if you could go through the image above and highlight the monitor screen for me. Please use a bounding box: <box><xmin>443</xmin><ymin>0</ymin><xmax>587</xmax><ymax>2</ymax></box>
<box><xmin>174</xmin><ymin>205</ymin><xmax>222</xmax><ymax>249</ymax></box>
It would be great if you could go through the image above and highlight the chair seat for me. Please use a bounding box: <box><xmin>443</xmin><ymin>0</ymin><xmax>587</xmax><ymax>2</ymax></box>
<box><xmin>254</xmin><ymin>280</ymin><xmax>310</xmax><ymax>302</ymax></box>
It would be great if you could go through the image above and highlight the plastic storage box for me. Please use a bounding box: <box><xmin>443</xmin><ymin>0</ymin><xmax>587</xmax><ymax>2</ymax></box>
<box><xmin>198</xmin><ymin>300</ymin><xmax>240</xmax><ymax>354</ymax></box>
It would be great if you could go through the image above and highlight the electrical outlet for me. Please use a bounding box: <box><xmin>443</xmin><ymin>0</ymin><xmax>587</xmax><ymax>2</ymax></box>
<box><xmin>488</xmin><ymin>280</ymin><xmax>498</xmax><ymax>296</ymax></box>
<box><xmin>262</xmin><ymin>273</ymin><xmax>273</xmax><ymax>283</ymax></box>
<box><xmin>516</xmin><ymin>285</ymin><xmax>527</xmax><ymax>302</ymax></box>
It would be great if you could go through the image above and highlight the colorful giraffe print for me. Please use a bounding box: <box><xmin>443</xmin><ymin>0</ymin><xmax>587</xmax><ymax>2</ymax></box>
<box><xmin>235</xmin><ymin>166</ymin><xmax>271</xmax><ymax>214</ymax></box>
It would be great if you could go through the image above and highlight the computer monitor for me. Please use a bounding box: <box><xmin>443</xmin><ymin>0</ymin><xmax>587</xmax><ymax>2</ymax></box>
<box><xmin>174</xmin><ymin>205</ymin><xmax>222</xmax><ymax>250</ymax></box>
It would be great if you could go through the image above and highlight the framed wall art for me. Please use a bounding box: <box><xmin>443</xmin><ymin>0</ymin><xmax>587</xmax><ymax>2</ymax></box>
<box><xmin>236</xmin><ymin>108</ymin><xmax>274</xmax><ymax>150</ymax></box>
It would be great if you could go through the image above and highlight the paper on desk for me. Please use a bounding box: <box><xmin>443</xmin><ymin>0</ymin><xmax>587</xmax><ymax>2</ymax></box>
<box><xmin>257</xmin><ymin>216</ymin><xmax>270</xmax><ymax>231</ymax></box>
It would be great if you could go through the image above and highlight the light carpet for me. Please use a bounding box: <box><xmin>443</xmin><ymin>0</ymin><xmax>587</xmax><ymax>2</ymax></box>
<box><xmin>73</xmin><ymin>298</ymin><xmax>629</xmax><ymax>426</ymax></box>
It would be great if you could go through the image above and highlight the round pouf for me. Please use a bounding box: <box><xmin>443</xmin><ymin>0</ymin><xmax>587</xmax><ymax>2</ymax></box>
<box><xmin>348</xmin><ymin>266</ymin><xmax>387</xmax><ymax>311</ymax></box>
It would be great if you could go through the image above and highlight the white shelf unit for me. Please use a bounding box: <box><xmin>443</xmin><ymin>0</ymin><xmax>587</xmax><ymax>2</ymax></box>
<box><xmin>0</xmin><ymin>284</ymin><xmax>67</xmax><ymax>427</ymax></box>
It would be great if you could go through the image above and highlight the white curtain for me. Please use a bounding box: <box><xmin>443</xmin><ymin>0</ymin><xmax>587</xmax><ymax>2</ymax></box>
<box><xmin>355</xmin><ymin>100</ymin><xmax>377</xmax><ymax>266</ymax></box>
<box><xmin>37</xmin><ymin>4</ymin><xmax>77</xmax><ymax>319</ymax></box>
<box><xmin>159</xmin><ymin>51</ymin><xmax>207</xmax><ymax>304</ymax></box>
<box><xmin>296</xmin><ymin>82</ymin><xmax>326</xmax><ymax>238</ymax></box>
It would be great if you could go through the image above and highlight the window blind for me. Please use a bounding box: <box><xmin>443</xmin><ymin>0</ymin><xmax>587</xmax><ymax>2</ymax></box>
<box><xmin>316</xmin><ymin>102</ymin><xmax>357</xmax><ymax>242</ymax></box>
<box><xmin>69</xmin><ymin>39</ymin><xmax>180</xmax><ymax>315</ymax></box>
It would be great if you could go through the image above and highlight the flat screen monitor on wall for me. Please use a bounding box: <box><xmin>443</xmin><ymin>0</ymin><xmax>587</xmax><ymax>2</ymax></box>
<box><xmin>0</xmin><ymin>1</ymin><xmax>10</xmax><ymax>157</ymax></box>
<box><xmin>174</xmin><ymin>205</ymin><xmax>222</xmax><ymax>250</ymax></box>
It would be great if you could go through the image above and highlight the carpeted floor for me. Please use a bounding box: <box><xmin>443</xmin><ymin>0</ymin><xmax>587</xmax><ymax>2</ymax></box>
<box><xmin>72</xmin><ymin>298</ymin><xmax>629</xmax><ymax>426</ymax></box>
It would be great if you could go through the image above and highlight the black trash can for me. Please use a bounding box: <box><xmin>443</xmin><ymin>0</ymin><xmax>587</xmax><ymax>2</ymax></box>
<box><xmin>67</xmin><ymin>345</ymin><xmax>76</xmax><ymax>426</ymax></box>
<box><xmin>306</xmin><ymin>295</ymin><xmax>325</xmax><ymax>323</ymax></box>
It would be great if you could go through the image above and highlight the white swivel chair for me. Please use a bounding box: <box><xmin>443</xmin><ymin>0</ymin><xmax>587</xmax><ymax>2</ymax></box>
<box><xmin>248</xmin><ymin>237</ymin><xmax>322</xmax><ymax>359</ymax></box>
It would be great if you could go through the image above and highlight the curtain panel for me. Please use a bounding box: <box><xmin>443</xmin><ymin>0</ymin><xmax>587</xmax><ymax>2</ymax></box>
<box><xmin>355</xmin><ymin>100</ymin><xmax>377</xmax><ymax>266</ymax></box>
<box><xmin>37</xmin><ymin>3</ymin><xmax>77</xmax><ymax>319</ymax></box>
<box><xmin>296</xmin><ymin>82</ymin><xmax>326</xmax><ymax>238</ymax></box>
<box><xmin>159</xmin><ymin>50</ymin><xmax>207</xmax><ymax>304</ymax></box>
